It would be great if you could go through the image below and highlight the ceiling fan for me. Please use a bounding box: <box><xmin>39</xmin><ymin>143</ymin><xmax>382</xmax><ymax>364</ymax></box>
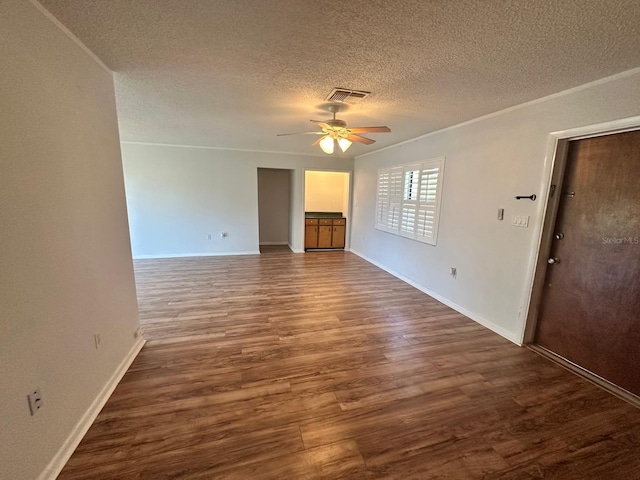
<box><xmin>278</xmin><ymin>103</ymin><xmax>391</xmax><ymax>154</ymax></box>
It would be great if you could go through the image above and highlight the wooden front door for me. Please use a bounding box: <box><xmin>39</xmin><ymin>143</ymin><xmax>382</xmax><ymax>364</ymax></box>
<box><xmin>534</xmin><ymin>130</ymin><xmax>640</xmax><ymax>396</ymax></box>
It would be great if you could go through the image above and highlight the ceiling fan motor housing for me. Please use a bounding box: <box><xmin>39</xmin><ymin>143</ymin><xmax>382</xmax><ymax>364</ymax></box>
<box><xmin>326</xmin><ymin>119</ymin><xmax>347</xmax><ymax>128</ymax></box>
<box><xmin>323</xmin><ymin>119</ymin><xmax>349</xmax><ymax>139</ymax></box>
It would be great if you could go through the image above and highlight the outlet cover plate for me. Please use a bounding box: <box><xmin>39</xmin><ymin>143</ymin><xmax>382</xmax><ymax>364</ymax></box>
<box><xmin>27</xmin><ymin>388</ymin><xmax>43</xmax><ymax>415</ymax></box>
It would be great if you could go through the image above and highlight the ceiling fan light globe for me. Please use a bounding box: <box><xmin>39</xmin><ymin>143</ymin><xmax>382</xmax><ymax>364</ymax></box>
<box><xmin>338</xmin><ymin>138</ymin><xmax>352</xmax><ymax>152</ymax></box>
<box><xmin>319</xmin><ymin>135</ymin><xmax>334</xmax><ymax>154</ymax></box>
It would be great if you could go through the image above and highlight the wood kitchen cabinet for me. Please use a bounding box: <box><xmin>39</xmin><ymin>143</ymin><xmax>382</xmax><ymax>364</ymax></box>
<box><xmin>305</xmin><ymin>219</ymin><xmax>319</xmax><ymax>249</ymax></box>
<box><xmin>332</xmin><ymin>222</ymin><xmax>345</xmax><ymax>248</ymax></box>
<box><xmin>305</xmin><ymin>217</ymin><xmax>346</xmax><ymax>250</ymax></box>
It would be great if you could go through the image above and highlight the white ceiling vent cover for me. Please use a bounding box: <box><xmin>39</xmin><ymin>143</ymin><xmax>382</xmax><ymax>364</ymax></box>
<box><xmin>326</xmin><ymin>88</ymin><xmax>371</xmax><ymax>103</ymax></box>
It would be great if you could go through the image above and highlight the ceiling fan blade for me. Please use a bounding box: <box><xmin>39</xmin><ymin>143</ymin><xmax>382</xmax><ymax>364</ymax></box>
<box><xmin>277</xmin><ymin>131</ymin><xmax>324</xmax><ymax>136</ymax></box>
<box><xmin>312</xmin><ymin>136</ymin><xmax>327</xmax><ymax>146</ymax></box>
<box><xmin>347</xmin><ymin>134</ymin><xmax>376</xmax><ymax>145</ymax></box>
<box><xmin>348</xmin><ymin>126</ymin><xmax>391</xmax><ymax>133</ymax></box>
<box><xmin>310</xmin><ymin>120</ymin><xmax>331</xmax><ymax>129</ymax></box>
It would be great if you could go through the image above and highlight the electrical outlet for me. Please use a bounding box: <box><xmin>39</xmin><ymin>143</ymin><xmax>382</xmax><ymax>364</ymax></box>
<box><xmin>134</xmin><ymin>327</ymin><xmax>145</xmax><ymax>339</ymax></box>
<box><xmin>27</xmin><ymin>388</ymin><xmax>43</xmax><ymax>416</ymax></box>
<box><xmin>206</xmin><ymin>234</ymin><xmax>212</xmax><ymax>240</ymax></box>
<box><xmin>94</xmin><ymin>333</ymin><xmax>101</xmax><ymax>349</ymax></box>
<box><xmin>511</xmin><ymin>215</ymin><xmax>530</xmax><ymax>227</ymax></box>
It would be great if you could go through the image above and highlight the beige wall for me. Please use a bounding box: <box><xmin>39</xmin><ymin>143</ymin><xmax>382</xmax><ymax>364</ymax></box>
<box><xmin>305</xmin><ymin>171</ymin><xmax>350</xmax><ymax>214</ymax></box>
<box><xmin>0</xmin><ymin>2</ymin><xmax>140</xmax><ymax>479</ymax></box>
<box><xmin>122</xmin><ymin>144</ymin><xmax>353</xmax><ymax>255</ymax></box>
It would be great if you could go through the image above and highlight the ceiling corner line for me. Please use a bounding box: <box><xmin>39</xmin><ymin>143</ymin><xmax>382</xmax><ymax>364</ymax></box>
<box><xmin>29</xmin><ymin>0</ymin><xmax>112</xmax><ymax>75</ymax></box>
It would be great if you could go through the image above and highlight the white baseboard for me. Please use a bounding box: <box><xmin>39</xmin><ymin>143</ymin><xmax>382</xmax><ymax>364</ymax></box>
<box><xmin>288</xmin><ymin>243</ymin><xmax>304</xmax><ymax>253</ymax></box>
<box><xmin>350</xmin><ymin>249</ymin><xmax>521</xmax><ymax>346</ymax></box>
<box><xmin>133</xmin><ymin>251</ymin><xmax>260</xmax><ymax>259</ymax></box>
<box><xmin>38</xmin><ymin>337</ymin><xmax>146</xmax><ymax>480</ymax></box>
<box><xmin>258</xmin><ymin>242</ymin><xmax>289</xmax><ymax>246</ymax></box>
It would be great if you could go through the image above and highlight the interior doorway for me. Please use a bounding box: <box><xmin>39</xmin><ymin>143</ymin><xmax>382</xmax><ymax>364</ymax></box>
<box><xmin>527</xmin><ymin>129</ymin><xmax>640</xmax><ymax>399</ymax></box>
<box><xmin>304</xmin><ymin>170</ymin><xmax>351</xmax><ymax>250</ymax></box>
<box><xmin>257</xmin><ymin>168</ymin><xmax>293</xmax><ymax>252</ymax></box>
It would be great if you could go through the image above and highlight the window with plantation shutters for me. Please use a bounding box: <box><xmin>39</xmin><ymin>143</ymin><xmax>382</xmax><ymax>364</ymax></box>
<box><xmin>415</xmin><ymin>163</ymin><xmax>441</xmax><ymax>244</ymax></box>
<box><xmin>375</xmin><ymin>170</ymin><xmax>390</xmax><ymax>229</ymax></box>
<box><xmin>388</xmin><ymin>167</ymin><xmax>403</xmax><ymax>232</ymax></box>
<box><xmin>375</xmin><ymin>157</ymin><xmax>445</xmax><ymax>245</ymax></box>
<box><xmin>400</xmin><ymin>165</ymin><xmax>420</xmax><ymax>237</ymax></box>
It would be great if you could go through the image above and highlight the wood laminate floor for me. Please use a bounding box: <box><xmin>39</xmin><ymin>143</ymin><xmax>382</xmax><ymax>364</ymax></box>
<box><xmin>59</xmin><ymin>251</ymin><xmax>640</xmax><ymax>479</ymax></box>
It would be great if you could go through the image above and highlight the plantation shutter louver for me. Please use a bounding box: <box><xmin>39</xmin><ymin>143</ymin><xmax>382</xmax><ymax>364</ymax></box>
<box><xmin>375</xmin><ymin>169</ymin><xmax>390</xmax><ymax>230</ymax></box>
<box><xmin>400</xmin><ymin>165</ymin><xmax>421</xmax><ymax>237</ymax></box>
<box><xmin>415</xmin><ymin>160</ymin><xmax>443</xmax><ymax>245</ymax></box>
<box><xmin>387</xmin><ymin>167</ymin><xmax>403</xmax><ymax>232</ymax></box>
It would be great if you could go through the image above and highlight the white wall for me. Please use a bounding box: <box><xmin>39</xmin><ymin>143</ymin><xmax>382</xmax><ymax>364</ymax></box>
<box><xmin>305</xmin><ymin>170</ymin><xmax>350</xmax><ymax>214</ymax></box>
<box><xmin>288</xmin><ymin>168</ymin><xmax>300</xmax><ymax>249</ymax></box>
<box><xmin>258</xmin><ymin>168</ymin><xmax>291</xmax><ymax>245</ymax></box>
<box><xmin>121</xmin><ymin>143</ymin><xmax>354</xmax><ymax>256</ymax></box>
<box><xmin>0</xmin><ymin>2</ymin><xmax>141</xmax><ymax>479</ymax></box>
<box><xmin>351</xmin><ymin>69</ymin><xmax>640</xmax><ymax>344</ymax></box>
<box><xmin>342</xmin><ymin>173</ymin><xmax>351</xmax><ymax>220</ymax></box>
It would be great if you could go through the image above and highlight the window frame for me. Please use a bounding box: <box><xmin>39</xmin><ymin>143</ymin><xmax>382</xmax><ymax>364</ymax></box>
<box><xmin>375</xmin><ymin>157</ymin><xmax>445</xmax><ymax>246</ymax></box>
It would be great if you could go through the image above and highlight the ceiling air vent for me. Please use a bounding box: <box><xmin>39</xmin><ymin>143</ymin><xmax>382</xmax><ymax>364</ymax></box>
<box><xmin>326</xmin><ymin>88</ymin><xmax>371</xmax><ymax>103</ymax></box>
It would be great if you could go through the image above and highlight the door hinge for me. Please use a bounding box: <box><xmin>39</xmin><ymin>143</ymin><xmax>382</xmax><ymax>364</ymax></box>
<box><xmin>550</xmin><ymin>184</ymin><xmax>557</xmax><ymax>198</ymax></box>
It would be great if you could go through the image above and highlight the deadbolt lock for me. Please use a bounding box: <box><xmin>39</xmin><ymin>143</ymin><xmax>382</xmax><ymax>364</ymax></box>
<box><xmin>554</xmin><ymin>233</ymin><xmax>564</xmax><ymax>240</ymax></box>
<box><xmin>548</xmin><ymin>257</ymin><xmax>560</xmax><ymax>265</ymax></box>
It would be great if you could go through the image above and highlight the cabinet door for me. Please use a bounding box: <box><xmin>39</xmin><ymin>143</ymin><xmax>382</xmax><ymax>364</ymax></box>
<box><xmin>332</xmin><ymin>225</ymin><xmax>345</xmax><ymax>248</ymax></box>
<box><xmin>318</xmin><ymin>226</ymin><xmax>333</xmax><ymax>248</ymax></box>
<box><xmin>305</xmin><ymin>225</ymin><xmax>318</xmax><ymax>249</ymax></box>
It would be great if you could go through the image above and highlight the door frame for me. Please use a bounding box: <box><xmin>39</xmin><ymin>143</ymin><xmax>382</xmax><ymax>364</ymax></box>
<box><xmin>303</xmin><ymin>169</ymin><xmax>353</xmax><ymax>251</ymax></box>
<box><xmin>256</xmin><ymin>167</ymin><xmax>294</xmax><ymax>250</ymax></box>
<box><xmin>521</xmin><ymin>115</ymin><xmax>640</xmax><ymax>344</ymax></box>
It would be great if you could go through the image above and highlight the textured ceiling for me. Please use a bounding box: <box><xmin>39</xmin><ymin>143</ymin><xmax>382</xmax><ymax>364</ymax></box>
<box><xmin>39</xmin><ymin>0</ymin><xmax>640</xmax><ymax>156</ymax></box>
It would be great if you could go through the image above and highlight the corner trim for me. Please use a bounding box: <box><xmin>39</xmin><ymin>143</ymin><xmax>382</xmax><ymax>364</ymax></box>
<box><xmin>30</xmin><ymin>0</ymin><xmax>111</xmax><ymax>74</ymax></box>
<box><xmin>37</xmin><ymin>337</ymin><xmax>146</xmax><ymax>480</ymax></box>
<box><xmin>133</xmin><ymin>251</ymin><xmax>260</xmax><ymax>259</ymax></box>
<box><xmin>120</xmin><ymin>141</ymin><xmax>334</xmax><ymax>158</ymax></box>
<box><xmin>350</xmin><ymin>249</ymin><xmax>521</xmax><ymax>346</ymax></box>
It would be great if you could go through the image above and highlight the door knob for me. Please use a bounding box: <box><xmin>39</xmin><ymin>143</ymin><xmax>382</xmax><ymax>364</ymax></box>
<box><xmin>548</xmin><ymin>257</ymin><xmax>560</xmax><ymax>264</ymax></box>
<box><xmin>554</xmin><ymin>233</ymin><xmax>564</xmax><ymax>240</ymax></box>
